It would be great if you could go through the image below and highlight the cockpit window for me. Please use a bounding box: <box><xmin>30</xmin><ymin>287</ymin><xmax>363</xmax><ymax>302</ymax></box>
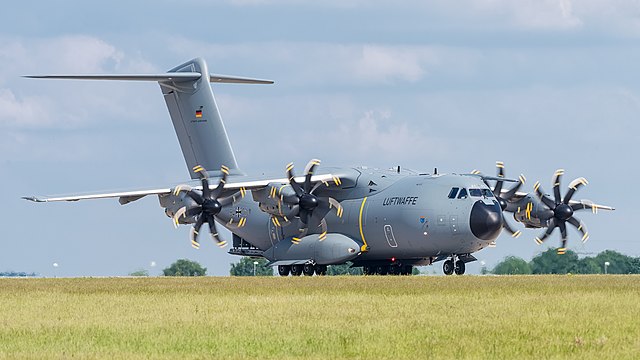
<box><xmin>482</xmin><ymin>189</ymin><xmax>494</xmax><ymax>198</ymax></box>
<box><xmin>448</xmin><ymin>187</ymin><xmax>459</xmax><ymax>199</ymax></box>
<box><xmin>469</xmin><ymin>189</ymin><xmax>483</xmax><ymax>197</ymax></box>
<box><xmin>470</xmin><ymin>188</ymin><xmax>495</xmax><ymax>198</ymax></box>
<box><xmin>457</xmin><ymin>188</ymin><xmax>468</xmax><ymax>199</ymax></box>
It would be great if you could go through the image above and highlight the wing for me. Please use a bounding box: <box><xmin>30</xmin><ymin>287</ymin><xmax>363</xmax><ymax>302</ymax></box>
<box><xmin>22</xmin><ymin>173</ymin><xmax>338</xmax><ymax>204</ymax></box>
<box><xmin>504</xmin><ymin>191</ymin><xmax>615</xmax><ymax>211</ymax></box>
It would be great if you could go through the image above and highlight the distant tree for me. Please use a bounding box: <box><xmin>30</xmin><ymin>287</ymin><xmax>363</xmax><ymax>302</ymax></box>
<box><xmin>412</xmin><ymin>267</ymin><xmax>421</xmax><ymax>275</ymax></box>
<box><xmin>129</xmin><ymin>269</ymin><xmax>149</xmax><ymax>277</ymax></box>
<box><xmin>531</xmin><ymin>248</ymin><xmax>579</xmax><ymax>274</ymax></box>
<box><xmin>574</xmin><ymin>257</ymin><xmax>602</xmax><ymax>274</ymax></box>
<box><xmin>0</xmin><ymin>271</ymin><xmax>37</xmax><ymax>277</ymax></box>
<box><xmin>328</xmin><ymin>262</ymin><xmax>363</xmax><ymax>275</ymax></box>
<box><xmin>230</xmin><ymin>257</ymin><xmax>273</xmax><ymax>276</ymax></box>
<box><xmin>593</xmin><ymin>250</ymin><xmax>640</xmax><ymax>274</ymax></box>
<box><xmin>492</xmin><ymin>256</ymin><xmax>532</xmax><ymax>274</ymax></box>
<box><xmin>163</xmin><ymin>259</ymin><xmax>207</xmax><ymax>276</ymax></box>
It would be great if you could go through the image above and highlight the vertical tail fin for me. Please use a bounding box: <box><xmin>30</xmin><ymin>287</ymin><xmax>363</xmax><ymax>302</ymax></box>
<box><xmin>160</xmin><ymin>58</ymin><xmax>272</xmax><ymax>179</ymax></box>
<box><xmin>24</xmin><ymin>57</ymin><xmax>273</xmax><ymax>179</ymax></box>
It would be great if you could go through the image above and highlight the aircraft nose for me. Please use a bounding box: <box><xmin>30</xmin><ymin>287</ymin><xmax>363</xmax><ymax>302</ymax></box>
<box><xmin>469</xmin><ymin>200</ymin><xmax>503</xmax><ymax>241</ymax></box>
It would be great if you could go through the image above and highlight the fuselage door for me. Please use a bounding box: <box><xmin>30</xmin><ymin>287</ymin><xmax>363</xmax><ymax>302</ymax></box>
<box><xmin>383</xmin><ymin>224</ymin><xmax>398</xmax><ymax>248</ymax></box>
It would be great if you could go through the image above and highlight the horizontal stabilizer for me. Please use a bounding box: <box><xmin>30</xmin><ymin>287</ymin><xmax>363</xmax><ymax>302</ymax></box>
<box><xmin>23</xmin><ymin>73</ymin><xmax>273</xmax><ymax>84</ymax></box>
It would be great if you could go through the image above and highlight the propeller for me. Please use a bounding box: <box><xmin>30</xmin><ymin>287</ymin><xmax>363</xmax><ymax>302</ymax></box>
<box><xmin>274</xmin><ymin>159</ymin><xmax>344</xmax><ymax>242</ymax></box>
<box><xmin>172</xmin><ymin>165</ymin><xmax>246</xmax><ymax>249</ymax></box>
<box><xmin>473</xmin><ymin>161</ymin><xmax>526</xmax><ymax>238</ymax></box>
<box><xmin>533</xmin><ymin>169</ymin><xmax>590</xmax><ymax>254</ymax></box>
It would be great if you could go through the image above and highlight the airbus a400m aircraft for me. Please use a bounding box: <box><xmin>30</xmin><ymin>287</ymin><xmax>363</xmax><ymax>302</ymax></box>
<box><xmin>24</xmin><ymin>58</ymin><xmax>614</xmax><ymax>276</ymax></box>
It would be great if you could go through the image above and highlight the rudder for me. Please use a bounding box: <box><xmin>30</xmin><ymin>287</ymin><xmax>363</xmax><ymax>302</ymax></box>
<box><xmin>161</xmin><ymin>58</ymin><xmax>240</xmax><ymax>179</ymax></box>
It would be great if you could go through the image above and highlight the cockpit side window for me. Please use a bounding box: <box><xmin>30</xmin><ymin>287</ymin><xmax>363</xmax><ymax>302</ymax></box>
<box><xmin>457</xmin><ymin>188</ymin><xmax>468</xmax><ymax>199</ymax></box>
<box><xmin>469</xmin><ymin>189</ymin><xmax>483</xmax><ymax>197</ymax></box>
<box><xmin>448</xmin><ymin>187</ymin><xmax>459</xmax><ymax>199</ymax></box>
<box><xmin>482</xmin><ymin>189</ymin><xmax>494</xmax><ymax>198</ymax></box>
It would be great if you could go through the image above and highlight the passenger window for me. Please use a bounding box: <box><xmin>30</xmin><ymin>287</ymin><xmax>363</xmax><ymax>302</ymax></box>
<box><xmin>458</xmin><ymin>188</ymin><xmax>468</xmax><ymax>199</ymax></box>
<box><xmin>469</xmin><ymin>189</ymin><xmax>482</xmax><ymax>197</ymax></box>
<box><xmin>448</xmin><ymin>187</ymin><xmax>459</xmax><ymax>199</ymax></box>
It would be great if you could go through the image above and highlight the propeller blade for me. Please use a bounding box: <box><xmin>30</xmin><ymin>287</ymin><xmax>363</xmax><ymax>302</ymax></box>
<box><xmin>534</xmin><ymin>218</ymin><xmax>556</xmax><ymax>245</ymax></box>
<box><xmin>219</xmin><ymin>187</ymin><xmax>247</xmax><ymax>207</ymax></box>
<box><xmin>552</xmin><ymin>169</ymin><xmax>564</xmax><ymax>205</ymax></box>
<box><xmin>172</xmin><ymin>207</ymin><xmax>187</xmax><ymax>228</ymax></box>
<box><xmin>558</xmin><ymin>220</ymin><xmax>567</xmax><ymax>239</ymax></box>
<box><xmin>502</xmin><ymin>174</ymin><xmax>526</xmax><ymax>200</ymax></box>
<box><xmin>563</xmin><ymin>177</ymin><xmax>588</xmax><ymax>204</ymax></box>
<box><xmin>328</xmin><ymin>197</ymin><xmax>344</xmax><ymax>218</ymax></box>
<box><xmin>190</xmin><ymin>215</ymin><xmax>206</xmax><ymax>249</ymax></box>
<box><xmin>494</xmin><ymin>161</ymin><xmax>505</xmax><ymax>195</ymax></box>
<box><xmin>172</xmin><ymin>184</ymin><xmax>192</xmax><ymax>196</ymax></box>
<box><xmin>185</xmin><ymin>190</ymin><xmax>205</xmax><ymax>205</ymax></box>
<box><xmin>207</xmin><ymin>214</ymin><xmax>226</xmax><ymax>247</ymax></box>
<box><xmin>210</xmin><ymin>165</ymin><xmax>229</xmax><ymax>199</ymax></box>
<box><xmin>318</xmin><ymin>218</ymin><xmax>328</xmax><ymax>241</ymax></box>
<box><xmin>502</xmin><ymin>215</ymin><xmax>522</xmax><ymax>238</ymax></box>
<box><xmin>286</xmin><ymin>162</ymin><xmax>304</xmax><ymax>197</ymax></box>
<box><xmin>193</xmin><ymin>165</ymin><xmax>211</xmax><ymax>199</ymax></box>
<box><xmin>567</xmin><ymin>216</ymin><xmax>589</xmax><ymax>243</ymax></box>
<box><xmin>533</xmin><ymin>181</ymin><xmax>556</xmax><ymax>209</ymax></box>
<box><xmin>303</xmin><ymin>159</ymin><xmax>321</xmax><ymax>193</ymax></box>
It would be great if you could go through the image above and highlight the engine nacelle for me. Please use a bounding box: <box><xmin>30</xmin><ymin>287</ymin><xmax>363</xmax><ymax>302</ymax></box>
<box><xmin>511</xmin><ymin>195</ymin><xmax>549</xmax><ymax>229</ymax></box>
<box><xmin>158</xmin><ymin>193</ymin><xmax>199</xmax><ymax>225</ymax></box>
<box><xmin>252</xmin><ymin>182</ymin><xmax>298</xmax><ymax>218</ymax></box>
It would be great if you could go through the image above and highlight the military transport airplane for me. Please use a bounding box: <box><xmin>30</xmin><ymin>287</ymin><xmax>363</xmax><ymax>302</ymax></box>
<box><xmin>23</xmin><ymin>58</ymin><xmax>614</xmax><ymax>276</ymax></box>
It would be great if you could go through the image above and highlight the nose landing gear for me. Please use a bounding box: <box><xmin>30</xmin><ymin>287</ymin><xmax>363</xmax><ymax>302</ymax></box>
<box><xmin>443</xmin><ymin>255</ymin><xmax>466</xmax><ymax>275</ymax></box>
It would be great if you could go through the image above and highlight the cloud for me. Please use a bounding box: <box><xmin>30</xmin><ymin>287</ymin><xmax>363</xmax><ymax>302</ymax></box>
<box><xmin>165</xmin><ymin>39</ymin><xmax>476</xmax><ymax>86</ymax></box>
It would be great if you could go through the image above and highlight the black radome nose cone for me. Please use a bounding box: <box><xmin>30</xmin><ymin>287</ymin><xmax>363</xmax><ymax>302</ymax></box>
<box><xmin>470</xmin><ymin>200</ymin><xmax>503</xmax><ymax>241</ymax></box>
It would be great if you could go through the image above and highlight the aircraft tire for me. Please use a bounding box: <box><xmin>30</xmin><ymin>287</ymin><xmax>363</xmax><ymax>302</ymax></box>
<box><xmin>315</xmin><ymin>265</ymin><xmax>327</xmax><ymax>276</ymax></box>
<box><xmin>278</xmin><ymin>265</ymin><xmax>291</xmax><ymax>277</ymax></box>
<box><xmin>302</xmin><ymin>263</ymin><xmax>315</xmax><ymax>276</ymax></box>
<box><xmin>389</xmin><ymin>265</ymin><xmax>401</xmax><ymax>275</ymax></box>
<box><xmin>375</xmin><ymin>265</ymin><xmax>388</xmax><ymax>275</ymax></box>
<box><xmin>454</xmin><ymin>261</ymin><xmax>466</xmax><ymax>275</ymax></box>
<box><xmin>443</xmin><ymin>260</ymin><xmax>454</xmax><ymax>275</ymax></box>
<box><xmin>363</xmin><ymin>265</ymin><xmax>374</xmax><ymax>275</ymax></box>
<box><xmin>291</xmin><ymin>264</ymin><xmax>303</xmax><ymax>276</ymax></box>
<box><xmin>401</xmin><ymin>265</ymin><xmax>413</xmax><ymax>275</ymax></box>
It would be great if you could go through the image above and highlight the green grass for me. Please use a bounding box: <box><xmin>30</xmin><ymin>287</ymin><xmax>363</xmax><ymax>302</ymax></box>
<box><xmin>1</xmin><ymin>276</ymin><xmax>639</xmax><ymax>359</ymax></box>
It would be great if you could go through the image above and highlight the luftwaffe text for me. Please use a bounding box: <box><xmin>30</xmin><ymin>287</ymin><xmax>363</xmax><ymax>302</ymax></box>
<box><xmin>382</xmin><ymin>196</ymin><xmax>418</xmax><ymax>206</ymax></box>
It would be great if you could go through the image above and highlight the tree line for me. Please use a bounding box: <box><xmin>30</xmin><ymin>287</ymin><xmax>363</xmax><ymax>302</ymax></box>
<box><xmin>489</xmin><ymin>249</ymin><xmax>640</xmax><ymax>275</ymax></box>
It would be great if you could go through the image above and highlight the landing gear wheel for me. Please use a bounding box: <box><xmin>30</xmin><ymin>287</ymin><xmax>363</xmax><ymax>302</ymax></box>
<box><xmin>454</xmin><ymin>261</ymin><xmax>466</xmax><ymax>275</ymax></box>
<box><xmin>443</xmin><ymin>260</ymin><xmax>454</xmax><ymax>275</ymax></box>
<box><xmin>401</xmin><ymin>265</ymin><xmax>413</xmax><ymax>275</ymax></box>
<box><xmin>302</xmin><ymin>263</ymin><xmax>315</xmax><ymax>276</ymax></box>
<box><xmin>278</xmin><ymin>265</ymin><xmax>291</xmax><ymax>277</ymax></box>
<box><xmin>314</xmin><ymin>265</ymin><xmax>327</xmax><ymax>276</ymax></box>
<box><xmin>363</xmin><ymin>266</ymin><xmax>374</xmax><ymax>275</ymax></box>
<box><xmin>291</xmin><ymin>264</ymin><xmax>303</xmax><ymax>276</ymax></box>
<box><xmin>375</xmin><ymin>265</ymin><xmax>388</xmax><ymax>275</ymax></box>
<box><xmin>389</xmin><ymin>265</ymin><xmax>401</xmax><ymax>275</ymax></box>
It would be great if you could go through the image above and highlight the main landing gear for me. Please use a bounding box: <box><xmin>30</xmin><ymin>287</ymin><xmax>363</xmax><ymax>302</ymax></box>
<box><xmin>363</xmin><ymin>264</ymin><xmax>414</xmax><ymax>276</ymax></box>
<box><xmin>443</xmin><ymin>255</ymin><xmax>465</xmax><ymax>275</ymax></box>
<box><xmin>278</xmin><ymin>264</ymin><xmax>327</xmax><ymax>276</ymax></box>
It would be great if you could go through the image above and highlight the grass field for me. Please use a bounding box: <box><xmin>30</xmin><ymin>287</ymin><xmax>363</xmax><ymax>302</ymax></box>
<box><xmin>1</xmin><ymin>276</ymin><xmax>639</xmax><ymax>359</ymax></box>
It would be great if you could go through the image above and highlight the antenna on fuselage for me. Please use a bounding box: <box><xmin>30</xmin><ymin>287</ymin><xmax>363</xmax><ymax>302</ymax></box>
<box><xmin>434</xmin><ymin>168</ymin><xmax>438</xmax><ymax>175</ymax></box>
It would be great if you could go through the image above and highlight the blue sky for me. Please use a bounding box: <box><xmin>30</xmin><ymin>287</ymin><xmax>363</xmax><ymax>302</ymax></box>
<box><xmin>1</xmin><ymin>0</ymin><xmax>638</xmax><ymax>276</ymax></box>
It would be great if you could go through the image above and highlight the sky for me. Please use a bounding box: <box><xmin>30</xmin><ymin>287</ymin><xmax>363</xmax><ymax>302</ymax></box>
<box><xmin>1</xmin><ymin>0</ymin><xmax>638</xmax><ymax>276</ymax></box>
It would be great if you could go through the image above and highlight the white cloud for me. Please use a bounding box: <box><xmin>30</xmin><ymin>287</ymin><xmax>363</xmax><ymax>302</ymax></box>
<box><xmin>165</xmin><ymin>39</ymin><xmax>475</xmax><ymax>86</ymax></box>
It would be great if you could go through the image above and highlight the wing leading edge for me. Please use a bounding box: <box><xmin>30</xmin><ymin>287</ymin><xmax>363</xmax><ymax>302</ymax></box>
<box><xmin>22</xmin><ymin>174</ymin><xmax>337</xmax><ymax>203</ymax></box>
